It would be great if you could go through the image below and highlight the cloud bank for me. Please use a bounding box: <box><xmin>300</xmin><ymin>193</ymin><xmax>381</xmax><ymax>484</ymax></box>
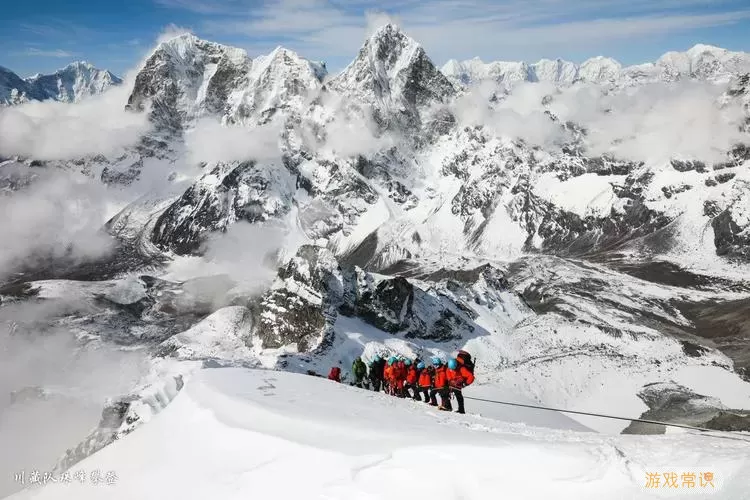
<box><xmin>0</xmin><ymin>79</ymin><xmax>150</xmax><ymax>161</ymax></box>
<box><xmin>452</xmin><ymin>79</ymin><xmax>747</xmax><ymax>163</ymax></box>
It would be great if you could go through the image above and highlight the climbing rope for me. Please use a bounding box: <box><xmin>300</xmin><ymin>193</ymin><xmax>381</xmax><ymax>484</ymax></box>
<box><xmin>462</xmin><ymin>395</ymin><xmax>750</xmax><ymax>443</ymax></box>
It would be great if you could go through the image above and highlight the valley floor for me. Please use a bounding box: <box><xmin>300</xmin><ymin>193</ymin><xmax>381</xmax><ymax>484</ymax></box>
<box><xmin>8</xmin><ymin>368</ymin><xmax>750</xmax><ymax>500</ymax></box>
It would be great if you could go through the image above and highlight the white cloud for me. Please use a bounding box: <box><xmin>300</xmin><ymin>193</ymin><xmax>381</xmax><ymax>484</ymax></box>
<box><xmin>21</xmin><ymin>48</ymin><xmax>76</xmax><ymax>58</ymax></box>
<box><xmin>0</xmin><ymin>78</ymin><xmax>150</xmax><ymax>161</ymax></box>
<box><xmin>452</xmin><ymin>81</ymin><xmax>568</xmax><ymax>148</ymax></box>
<box><xmin>0</xmin><ymin>168</ymin><xmax>116</xmax><ymax>279</ymax></box>
<box><xmin>156</xmin><ymin>23</ymin><xmax>194</xmax><ymax>44</ymax></box>
<box><xmin>0</xmin><ymin>297</ymin><xmax>148</xmax><ymax>497</ymax></box>
<box><xmin>364</xmin><ymin>11</ymin><xmax>402</xmax><ymax>36</ymax></box>
<box><xmin>450</xmin><ymin>78</ymin><xmax>747</xmax><ymax>163</ymax></box>
<box><xmin>553</xmin><ymin>81</ymin><xmax>748</xmax><ymax>163</ymax></box>
<box><xmin>163</xmin><ymin>221</ymin><xmax>289</xmax><ymax>299</ymax></box>
<box><xmin>184</xmin><ymin>118</ymin><xmax>283</xmax><ymax>164</ymax></box>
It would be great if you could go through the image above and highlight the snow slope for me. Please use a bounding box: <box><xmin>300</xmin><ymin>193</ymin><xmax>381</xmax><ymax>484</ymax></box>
<box><xmin>9</xmin><ymin>368</ymin><xmax>749</xmax><ymax>500</ymax></box>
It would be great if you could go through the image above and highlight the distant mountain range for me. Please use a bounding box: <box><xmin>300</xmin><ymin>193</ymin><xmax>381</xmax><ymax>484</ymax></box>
<box><xmin>3</xmin><ymin>42</ymin><xmax>750</xmax><ymax>107</ymax></box>
<box><xmin>441</xmin><ymin>44</ymin><xmax>750</xmax><ymax>86</ymax></box>
<box><xmin>0</xmin><ymin>61</ymin><xmax>121</xmax><ymax>105</ymax></box>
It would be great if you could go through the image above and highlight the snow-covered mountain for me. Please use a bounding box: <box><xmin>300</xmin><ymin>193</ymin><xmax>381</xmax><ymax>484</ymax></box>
<box><xmin>329</xmin><ymin>24</ymin><xmax>455</xmax><ymax>130</ymax></box>
<box><xmin>442</xmin><ymin>44</ymin><xmax>750</xmax><ymax>87</ymax></box>
<box><xmin>126</xmin><ymin>33</ymin><xmax>326</xmax><ymax>132</ymax></box>
<box><xmin>0</xmin><ymin>61</ymin><xmax>121</xmax><ymax>105</ymax></box>
<box><xmin>2</xmin><ymin>25</ymin><xmax>750</xmax><ymax>498</ymax></box>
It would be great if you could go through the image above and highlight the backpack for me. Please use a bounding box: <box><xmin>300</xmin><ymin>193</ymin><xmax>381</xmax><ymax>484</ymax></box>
<box><xmin>456</xmin><ymin>350</ymin><xmax>475</xmax><ymax>374</ymax></box>
<box><xmin>328</xmin><ymin>366</ymin><xmax>341</xmax><ymax>381</ymax></box>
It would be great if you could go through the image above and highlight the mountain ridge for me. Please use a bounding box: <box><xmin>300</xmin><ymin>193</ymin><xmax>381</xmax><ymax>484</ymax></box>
<box><xmin>441</xmin><ymin>43</ymin><xmax>750</xmax><ymax>86</ymax></box>
<box><xmin>0</xmin><ymin>61</ymin><xmax>121</xmax><ymax>105</ymax></box>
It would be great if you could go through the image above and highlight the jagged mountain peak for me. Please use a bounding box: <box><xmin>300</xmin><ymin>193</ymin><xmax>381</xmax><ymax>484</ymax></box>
<box><xmin>251</xmin><ymin>45</ymin><xmax>326</xmax><ymax>81</ymax></box>
<box><xmin>150</xmin><ymin>32</ymin><xmax>248</xmax><ymax>66</ymax></box>
<box><xmin>127</xmin><ymin>34</ymin><xmax>326</xmax><ymax>131</ymax></box>
<box><xmin>579</xmin><ymin>56</ymin><xmax>622</xmax><ymax>83</ymax></box>
<box><xmin>329</xmin><ymin>22</ymin><xmax>455</xmax><ymax>127</ymax></box>
<box><xmin>530</xmin><ymin>58</ymin><xmax>579</xmax><ymax>83</ymax></box>
<box><xmin>62</xmin><ymin>60</ymin><xmax>96</xmax><ymax>71</ymax></box>
<box><xmin>686</xmin><ymin>43</ymin><xmax>728</xmax><ymax>56</ymax></box>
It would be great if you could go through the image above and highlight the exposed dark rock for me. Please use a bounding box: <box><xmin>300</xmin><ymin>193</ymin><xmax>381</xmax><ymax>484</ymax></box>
<box><xmin>678</xmin><ymin>296</ymin><xmax>750</xmax><ymax>373</ymax></box>
<box><xmin>715</xmin><ymin>172</ymin><xmax>736</xmax><ymax>184</ymax></box>
<box><xmin>101</xmin><ymin>160</ymin><xmax>142</xmax><ymax>186</ymax></box>
<box><xmin>670</xmin><ymin>159</ymin><xmax>707</xmax><ymax>173</ymax></box>
<box><xmin>523</xmin><ymin>194</ymin><xmax>672</xmax><ymax>257</ymax></box>
<box><xmin>703</xmin><ymin>200</ymin><xmax>722</xmax><ymax>217</ymax></box>
<box><xmin>621</xmin><ymin>382</ymin><xmax>721</xmax><ymax>435</ymax></box>
<box><xmin>702</xmin><ymin>411</ymin><xmax>750</xmax><ymax>432</ymax></box>
<box><xmin>711</xmin><ymin>209</ymin><xmax>750</xmax><ymax>260</ymax></box>
<box><xmin>253</xmin><ymin>245</ymin><xmax>340</xmax><ymax>350</ymax></box>
<box><xmin>151</xmin><ymin>161</ymin><xmax>292</xmax><ymax>255</ymax></box>
<box><xmin>341</xmin><ymin>231</ymin><xmax>380</xmax><ymax>269</ymax></box>
<box><xmin>680</xmin><ymin>340</ymin><xmax>709</xmax><ymax>357</ymax></box>
<box><xmin>661</xmin><ymin>184</ymin><xmax>692</xmax><ymax>199</ymax></box>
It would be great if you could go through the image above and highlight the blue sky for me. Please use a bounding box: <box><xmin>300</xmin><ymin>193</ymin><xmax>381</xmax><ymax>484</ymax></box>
<box><xmin>1</xmin><ymin>0</ymin><xmax>750</xmax><ymax>77</ymax></box>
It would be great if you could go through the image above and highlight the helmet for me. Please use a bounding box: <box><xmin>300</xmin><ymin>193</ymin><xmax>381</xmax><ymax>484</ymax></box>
<box><xmin>448</xmin><ymin>359</ymin><xmax>458</xmax><ymax>370</ymax></box>
<box><xmin>431</xmin><ymin>357</ymin><xmax>442</xmax><ymax>366</ymax></box>
<box><xmin>388</xmin><ymin>356</ymin><xmax>397</xmax><ymax>366</ymax></box>
<box><xmin>417</xmin><ymin>362</ymin><xmax>425</xmax><ymax>370</ymax></box>
<box><xmin>404</xmin><ymin>359</ymin><xmax>412</xmax><ymax>366</ymax></box>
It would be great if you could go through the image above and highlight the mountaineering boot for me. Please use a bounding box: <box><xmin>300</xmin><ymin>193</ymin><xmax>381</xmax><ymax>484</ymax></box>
<box><xmin>456</xmin><ymin>409</ymin><xmax>465</xmax><ymax>414</ymax></box>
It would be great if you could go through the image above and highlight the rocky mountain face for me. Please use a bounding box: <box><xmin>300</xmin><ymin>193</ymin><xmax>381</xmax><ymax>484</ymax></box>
<box><xmin>442</xmin><ymin>44</ymin><xmax>750</xmax><ymax>87</ymax></box>
<box><xmin>3</xmin><ymin>24</ymin><xmax>750</xmax><ymax>477</ymax></box>
<box><xmin>0</xmin><ymin>61</ymin><xmax>121</xmax><ymax>105</ymax></box>
<box><xmin>329</xmin><ymin>24</ymin><xmax>456</xmax><ymax>131</ymax></box>
<box><xmin>125</xmin><ymin>33</ymin><xmax>326</xmax><ymax>133</ymax></box>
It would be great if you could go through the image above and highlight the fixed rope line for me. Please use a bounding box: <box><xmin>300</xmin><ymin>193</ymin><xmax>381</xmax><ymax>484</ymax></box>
<box><xmin>462</xmin><ymin>395</ymin><xmax>750</xmax><ymax>442</ymax></box>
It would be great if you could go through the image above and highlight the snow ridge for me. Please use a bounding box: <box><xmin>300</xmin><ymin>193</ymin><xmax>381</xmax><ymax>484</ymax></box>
<box><xmin>442</xmin><ymin>44</ymin><xmax>750</xmax><ymax>87</ymax></box>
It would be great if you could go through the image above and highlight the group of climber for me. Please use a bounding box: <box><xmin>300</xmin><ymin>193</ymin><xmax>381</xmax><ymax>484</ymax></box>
<box><xmin>332</xmin><ymin>350</ymin><xmax>475</xmax><ymax>414</ymax></box>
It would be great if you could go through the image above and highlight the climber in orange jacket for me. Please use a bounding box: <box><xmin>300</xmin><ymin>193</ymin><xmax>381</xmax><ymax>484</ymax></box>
<box><xmin>445</xmin><ymin>357</ymin><xmax>475</xmax><ymax>414</ymax></box>
<box><xmin>415</xmin><ymin>361</ymin><xmax>432</xmax><ymax>402</ymax></box>
<box><xmin>392</xmin><ymin>358</ymin><xmax>407</xmax><ymax>397</ymax></box>
<box><xmin>404</xmin><ymin>359</ymin><xmax>418</xmax><ymax>400</ymax></box>
<box><xmin>383</xmin><ymin>357</ymin><xmax>396</xmax><ymax>395</ymax></box>
<box><xmin>429</xmin><ymin>357</ymin><xmax>449</xmax><ymax>408</ymax></box>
